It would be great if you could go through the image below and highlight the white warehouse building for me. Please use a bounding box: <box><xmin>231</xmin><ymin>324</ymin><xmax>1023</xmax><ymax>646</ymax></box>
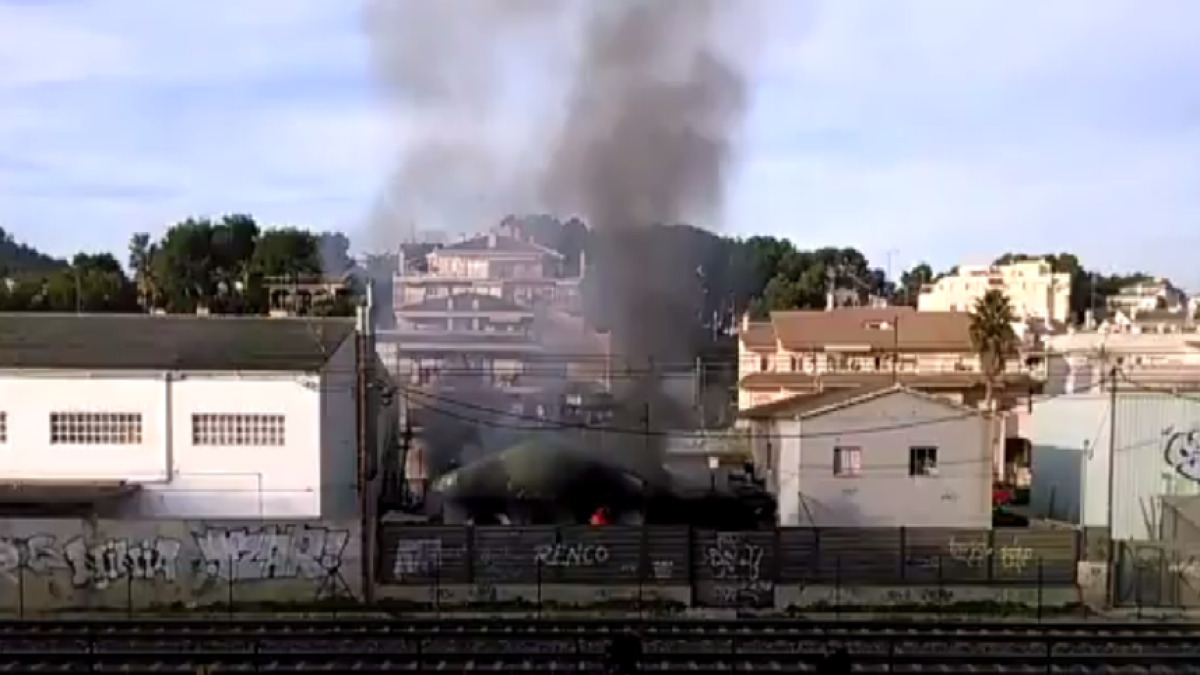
<box><xmin>0</xmin><ymin>313</ymin><xmax>391</xmax><ymax>520</ymax></box>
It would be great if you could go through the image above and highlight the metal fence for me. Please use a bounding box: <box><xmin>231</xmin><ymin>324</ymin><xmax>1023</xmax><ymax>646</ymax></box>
<box><xmin>1114</xmin><ymin>540</ymin><xmax>1200</xmax><ymax>608</ymax></box>
<box><xmin>381</xmin><ymin>526</ymin><xmax>1081</xmax><ymax>594</ymax></box>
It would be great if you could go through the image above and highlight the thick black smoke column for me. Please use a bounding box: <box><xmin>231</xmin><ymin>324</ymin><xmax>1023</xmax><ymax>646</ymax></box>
<box><xmin>365</xmin><ymin>0</ymin><xmax>769</xmax><ymax>486</ymax></box>
<box><xmin>540</xmin><ymin>0</ymin><xmax>756</xmax><ymax>368</ymax></box>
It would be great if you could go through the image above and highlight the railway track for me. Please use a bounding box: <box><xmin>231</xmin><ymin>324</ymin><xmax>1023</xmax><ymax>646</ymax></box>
<box><xmin>0</xmin><ymin>619</ymin><xmax>1196</xmax><ymax>672</ymax></box>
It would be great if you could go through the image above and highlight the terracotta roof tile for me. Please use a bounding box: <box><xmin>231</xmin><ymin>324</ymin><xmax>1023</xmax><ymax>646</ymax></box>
<box><xmin>770</xmin><ymin>308</ymin><xmax>971</xmax><ymax>352</ymax></box>
<box><xmin>739</xmin><ymin>321</ymin><xmax>776</xmax><ymax>352</ymax></box>
<box><xmin>739</xmin><ymin>371</ymin><xmax>1034</xmax><ymax>391</ymax></box>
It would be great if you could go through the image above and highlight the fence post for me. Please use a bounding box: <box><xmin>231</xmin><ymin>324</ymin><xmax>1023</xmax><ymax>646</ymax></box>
<box><xmin>465</xmin><ymin>525</ymin><xmax>475</xmax><ymax>585</ymax></box>
<box><xmin>227</xmin><ymin>555</ymin><xmax>234</xmax><ymax>619</ymax></box>
<box><xmin>536</xmin><ymin>556</ymin><xmax>543</xmax><ymax>619</ymax></box>
<box><xmin>1036</xmin><ymin>556</ymin><xmax>1044</xmax><ymax>622</ymax></box>
<box><xmin>126</xmin><ymin>565</ymin><xmax>134</xmax><ymax>619</ymax></box>
<box><xmin>834</xmin><ymin>556</ymin><xmax>841</xmax><ymax>621</ymax></box>
<box><xmin>637</xmin><ymin>524</ymin><xmax>647</xmax><ymax>618</ymax></box>
<box><xmin>17</xmin><ymin>563</ymin><xmax>24</xmax><ymax>619</ymax></box>
<box><xmin>986</xmin><ymin>529</ymin><xmax>997</xmax><ymax>582</ymax></box>
<box><xmin>434</xmin><ymin>556</ymin><xmax>441</xmax><ymax>618</ymax></box>
<box><xmin>898</xmin><ymin>527</ymin><xmax>907</xmax><ymax>582</ymax></box>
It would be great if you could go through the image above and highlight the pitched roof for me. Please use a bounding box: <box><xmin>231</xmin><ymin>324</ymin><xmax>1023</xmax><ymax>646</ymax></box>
<box><xmin>770</xmin><ymin>308</ymin><xmax>971</xmax><ymax>352</ymax></box>
<box><xmin>436</xmin><ymin>234</ymin><xmax>563</xmax><ymax>258</ymax></box>
<box><xmin>0</xmin><ymin>313</ymin><xmax>354</xmax><ymax>372</ymax></box>
<box><xmin>739</xmin><ymin>384</ymin><xmax>892</xmax><ymax>418</ymax></box>
<box><xmin>739</xmin><ymin>321</ymin><xmax>776</xmax><ymax>352</ymax></box>
<box><xmin>397</xmin><ymin>293</ymin><xmax>531</xmax><ymax>314</ymax></box>
<box><xmin>740</xmin><ymin>384</ymin><xmax>981</xmax><ymax>419</ymax></box>
<box><xmin>739</xmin><ymin>370</ymin><xmax>1035</xmax><ymax>392</ymax></box>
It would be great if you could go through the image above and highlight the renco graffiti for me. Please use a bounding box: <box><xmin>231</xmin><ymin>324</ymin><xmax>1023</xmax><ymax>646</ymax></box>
<box><xmin>1164</xmin><ymin>428</ymin><xmax>1200</xmax><ymax>482</ymax></box>
<box><xmin>194</xmin><ymin>525</ymin><xmax>348</xmax><ymax>581</ymax></box>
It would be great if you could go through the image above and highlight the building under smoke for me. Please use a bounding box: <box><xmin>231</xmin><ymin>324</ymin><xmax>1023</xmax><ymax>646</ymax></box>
<box><xmin>364</xmin><ymin>0</ymin><xmax>773</xmax><ymax>526</ymax></box>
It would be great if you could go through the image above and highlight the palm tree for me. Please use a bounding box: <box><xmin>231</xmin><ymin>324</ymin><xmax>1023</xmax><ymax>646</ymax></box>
<box><xmin>969</xmin><ymin>289</ymin><xmax>1019</xmax><ymax>485</ymax></box>
<box><xmin>969</xmin><ymin>289</ymin><xmax>1019</xmax><ymax>408</ymax></box>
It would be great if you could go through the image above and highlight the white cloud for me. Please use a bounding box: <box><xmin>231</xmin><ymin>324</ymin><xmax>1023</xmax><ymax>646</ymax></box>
<box><xmin>734</xmin><ymin>0</ymin><xmax>1200</xmax><ymax>287</ymax></box>
<box><xmin>1</xmin><ymin>0</ymin><xmax>1198</xmax><ymax>290</ymax></box>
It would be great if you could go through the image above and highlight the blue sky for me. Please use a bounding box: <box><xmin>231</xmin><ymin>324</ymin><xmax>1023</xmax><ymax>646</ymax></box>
<box><xmin>1</xmin><ymin>0</ymin><xmax>1199</xmax><ymax>287</ymax></box>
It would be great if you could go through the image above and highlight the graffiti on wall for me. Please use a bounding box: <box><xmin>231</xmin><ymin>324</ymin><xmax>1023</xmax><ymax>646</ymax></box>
<box><xmin>193</xmin><ymin>525</ymin><xmax>348</xmax><ymax>582</ymax></box>
<box><xmin>0</xmin><ymin>524</ymin><xmax>351</xmax><ymax>595</ymax></box>
<box><xmin>1165</xmin><ymin>428</ymin><xmax>1200</xmax><ymax>482</ymax></box>
<box><xmin>704</xmin><ymin>533</ymin><xmax>771</xmax><ymax>606</ymax></box>
<box><xmin>534</xmin><ymin>542</ymin><xmax>609</xmax><ymax>567</ymax></box>
<box><xmin>0</xmin><ymin>535</ymin><xmax>182</xmax><ymax>589</ymax></box>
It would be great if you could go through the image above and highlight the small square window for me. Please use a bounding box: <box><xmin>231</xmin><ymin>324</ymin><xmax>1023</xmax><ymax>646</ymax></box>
<box><xmin>910</xmin><ymin>446</ymin><xmax>939</xmax><ymax>476</ymax></box>
<box><xmin>833</xmin><ymin>446</ymin><xmax>861</xmax><ymax>477</ymax></box>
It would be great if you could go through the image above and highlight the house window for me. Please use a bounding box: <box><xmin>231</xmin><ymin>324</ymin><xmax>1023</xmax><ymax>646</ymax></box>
<box><xmin>50</xmin><ymin>412</ymin><xmax>142</xmax><ymax>445</ymax></box>
<box><xmin>0</xmin><ymin>412</ymin><xmax>6</xmax><ymax>443</ymax></box>
<box><xmin>833</xmin><ymin>446</ymin><xmax>862</xmax><ymax>477</ymax></box>
<box><xmin>192</xmin><ymin>414</ymin><xmax>286</xmax><ymax>447</ymax></box>
<box><xmin>909</xmin><ymin>446</ymin><xmax>939</xmax><ymax>476</ymax></box>
<box><xmin>759</xmin><ymin>356</ymin><xmax>769</xmax><ymax>371</ymax></box>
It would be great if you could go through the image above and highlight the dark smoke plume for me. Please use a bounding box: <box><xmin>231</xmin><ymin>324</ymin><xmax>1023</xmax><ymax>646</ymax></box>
<box><xmin>540</xmin><ymin>0</ymin><xmax>755</xmax><ymax>367</ymax></box>
<box><xmin>366</xmin><ymin>0</ymin><xmax>768</xmax><ymax>494</ymax></box>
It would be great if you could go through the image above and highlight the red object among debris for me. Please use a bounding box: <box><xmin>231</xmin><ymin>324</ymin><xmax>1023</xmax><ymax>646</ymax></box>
<box><xmin>993</xmin><ymin>487</ymin><xmax>1013</xmax><ymax>505</ymax></box>
<box><xmin>590</xmin><ymin>508</ymin><xmax>610</xmax><ymax>526</ymax></box>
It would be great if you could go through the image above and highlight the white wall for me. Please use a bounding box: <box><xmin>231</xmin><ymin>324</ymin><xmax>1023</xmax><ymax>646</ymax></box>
<box><xmin>0</xmin><ymin>338</ymin><xmax>359</xmax><ymax>519</ymax></box>
<box><xmin>0</xmin><ymin>375</ymin><xmax>170</xmax><ymax>481</ymax></box>
<box><xmin>781</xmin><ymin>391</ymin><xmax>991</xmax><ymax>528</ymax></box>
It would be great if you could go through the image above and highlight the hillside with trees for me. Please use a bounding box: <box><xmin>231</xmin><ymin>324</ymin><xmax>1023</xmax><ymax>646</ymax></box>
<box><xmin>0</xmin><ymin>215</ymin><xmax>1164</xmax><ymax>332</ymax></box>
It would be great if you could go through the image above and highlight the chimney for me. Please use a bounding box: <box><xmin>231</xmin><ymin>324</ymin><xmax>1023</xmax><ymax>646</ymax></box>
<box><xmin>487</xmin><ymin>233</ymin><xmax>498</xmax><ymax>248</ymax></box>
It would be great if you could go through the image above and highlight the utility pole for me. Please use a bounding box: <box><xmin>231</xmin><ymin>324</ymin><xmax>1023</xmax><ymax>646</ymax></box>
<box><xmin>355</xmin><ymin>285</ymin><xmax>377</xmax><ymax>604</ymax></box>
<box><xmin>891</xmin><ymin>315</ymin><xmax>900</xmax><ymax>384</ymax></box>
<box><xmin>1106</xmin><ymin>364</ymin><xmax>1119</xmax><ymax>606</ymax></box>
<box><xmin>642</xmin><ymin>401</ymin><xmax>651</xmax><ymax>457</ymax></box>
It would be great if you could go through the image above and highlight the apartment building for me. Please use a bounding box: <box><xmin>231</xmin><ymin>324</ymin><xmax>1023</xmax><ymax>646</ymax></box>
<box><xmin>1106</xmin><ymin>277</ymin><xmax>1188</xmax><ymax>313</ymax></box>
<box><xmin>393</xmin><ymin>230</ymin><xmax>582</xmax><ymax>318</ymax></box>
<box><xmin>379</xmin><ymin>225</ymin><xmax>608</xmax><ymax>401</ymax></box>
<box><xmin>918</xmin><ymin>259</ymin><xmax>1071</xmax><ymax>324</ymax></box>
<box><xmin>737</xmin><ymin>307</ymin><xmax>1041</xmax><ymax>412</ymax></box>
<box><xmin>1044</xmin><ymin>330</ymin><xmax>1200</xmax><ymax>394</ymax></box>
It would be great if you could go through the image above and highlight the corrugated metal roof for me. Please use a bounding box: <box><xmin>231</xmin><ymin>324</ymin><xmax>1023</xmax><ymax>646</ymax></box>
<box><xmin>0</xmin><ymin>313</ymin><xmax>354</xmax><ymax>372</ymax></box>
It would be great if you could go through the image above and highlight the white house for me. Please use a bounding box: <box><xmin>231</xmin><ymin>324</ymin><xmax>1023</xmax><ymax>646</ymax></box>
<box><xmin>0</xmin><ymin>313</ymin><xmax>387</xmax><ymax>519</ymax></box>
<box><xmin>741</xmin><ymin>384</ymin><xmax>992</xmax><ymax>528</ymax></box>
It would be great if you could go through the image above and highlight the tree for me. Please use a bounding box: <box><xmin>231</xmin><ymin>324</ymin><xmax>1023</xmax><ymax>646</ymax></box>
<box><xmin>0</xmin><ymin>226</ymin><xmax>63</xmax><ymax>277</ymax></box>
<box><xmin>969</xmin><ymin>289</ymin><xmax>1018</xmax><ymax>410</ymax></box>
<box><xmin>249</xmin><ymin>228</ymin><xmax>322</xmax><ymax>279</ymax></box>
<box><xmin>896</xmin><ymin>263</ymin><xmax>934</xmax><ymax>307</ymax></box>
<box><xmin>128</xmin><ymin>232</ymin><xmax>158</xmax><ymax>309</ymax></box>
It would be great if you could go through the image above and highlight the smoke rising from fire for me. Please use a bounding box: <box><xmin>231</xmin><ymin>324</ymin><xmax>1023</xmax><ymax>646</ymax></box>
<box><xmin>366</xmin><ymin>0</ymin><xmax>769</xmax><ymax>498</ymax></box>
<box><xmin>365</xmin><ymin>0</ymin><xmax>764</xmax><ymax>365</ymax></box>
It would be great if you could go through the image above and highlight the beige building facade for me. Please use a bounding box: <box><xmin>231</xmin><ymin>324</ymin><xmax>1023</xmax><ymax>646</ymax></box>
<box><xmin>918</xmin><ymin>259</ymin><xmax>1071</xmax><ymax>324</ymax></box>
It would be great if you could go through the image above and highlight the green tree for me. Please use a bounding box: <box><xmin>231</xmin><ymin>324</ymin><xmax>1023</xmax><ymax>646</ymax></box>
<box><xmin>969</xmin><ymin>289</ymin><xmax>1018</xmax><ymax>410</ymax></box>
<box><xmin>128</xmin><ymin>232</ymin><xmax>158</xmax><ymax>310</ymax></box>
<box><xmin>249</xmin><ymin>228</ymin><xmax>322</xmax><ymax>279</ymax></box>
<box><xmin>896</xmin><ymin>262</ymin><xmax>934</xmax><ymax>307</ymax></box>
<box><xmin>150</xmin><ymin>218</ymin><xmax>220</xmax><ymax>313</ymax></box>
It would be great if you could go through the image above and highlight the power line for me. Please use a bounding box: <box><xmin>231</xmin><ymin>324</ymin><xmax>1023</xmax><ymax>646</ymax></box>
<box><xmin>403</xmin><ymin>385</ymin><xmax>995</xmax><ymax>440</ymax></box>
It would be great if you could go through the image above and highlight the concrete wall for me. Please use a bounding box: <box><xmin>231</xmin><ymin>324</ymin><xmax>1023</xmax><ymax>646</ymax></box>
<box><xmin>0</xmin><ymin>519</ymin><xmax>360</xmax><ymax>615</ymax></box>
<box><xmin>788</xmin><ymin>390</ymin><xmax>992</xmax><ymax>528</ymax></box>
<box><xmin>0</xmin><ymin>339</ymin><xmax>359</xmax><ymax>519</ymax></box>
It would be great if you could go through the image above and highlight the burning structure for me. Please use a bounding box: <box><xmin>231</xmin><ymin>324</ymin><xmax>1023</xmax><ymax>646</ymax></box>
<box><xmin>365</xmin><ymin>0</ymin><xmax>775</xmax><ymax>527</ymax></box>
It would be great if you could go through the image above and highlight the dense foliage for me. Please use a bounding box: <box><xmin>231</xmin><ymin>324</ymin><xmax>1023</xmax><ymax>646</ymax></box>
<box><xmin>0</xmin><ymin>215</ymin><xmax>1157</xmax><ymax>326</ymax></box>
